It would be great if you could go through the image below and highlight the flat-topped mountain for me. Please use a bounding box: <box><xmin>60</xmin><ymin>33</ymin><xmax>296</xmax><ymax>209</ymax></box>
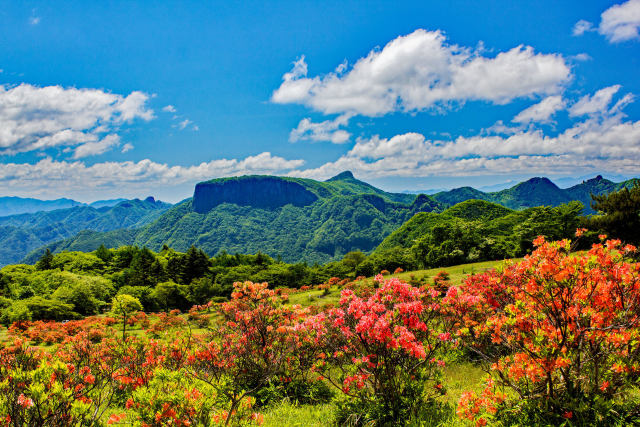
<box><xmin>193</xmin><ymin>176</ymin><xmax>319</xmax><ymax>212</ymax></box>
<box><xmin>27</xmin><ymin>172</ymin><xmax>441</xmax><ymax>265</ymax></box>
<box><xmin>192</xmin><ymin>172</ymin><xmax>415</xmax><ymax>213</ymax></box>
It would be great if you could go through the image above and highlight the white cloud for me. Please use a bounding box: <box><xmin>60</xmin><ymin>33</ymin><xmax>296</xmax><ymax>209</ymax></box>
<box><xmin>0</xmin><ymin>84</ymin><xmax>154</xmax><ymax>156</ymax></box>
<box><xmin>572</xmin><ymin>53</ymin><xmax>592</xmax><ymax>62</ymax></box>
<box><xmin>178</xmin><ymin>119</ymin><xmax>192</xmax><ymax>130</ymax></box>
<box><xmin>29</xmin><ymin>16</ymin><xmax>41</xmax><ymax>25</ymax></box>
<box><xmin>599</xmin><ymin>0</ymin><xmax>640</xmax><ymax>42</ymax></box>
<box><xmin>272</xmin><ymin>29</ymin><xmax>571</xmax><ymax>117</ymax></box>
<box><xmin>0</xmin><ymin>152</ymin><xmax>305</xmax><ymax>201</ymax></box>
<box><xmin>162</xmin><ymin>105</ymin><xmax>177</xmax><ymax>113</ymax></box>
<box><xmin>291</xmin><ymin>111</ymin><xmax>640</xmax><ymax>180</ymax></box>
<box><xmin>572</xmin><ymin>19</ymin><xmax>594</xmax><ymax>36</ymax></box>
<box><xmin>289</xmin><ymin>114</ymin><xmax>352</xmax><ymax>143</ymax></box>
<box><xmin>569</xmin><ymin>85</ymin><xmax>623</xmax><ymax>117</ymax></box>
<box><xmin>121</xmin><ymin>143</ymin><xmax>134</xmax><ymax>153</ymax></box>
<box><xmin>73</xmin><ymin>134</ymin><xmax>120</xmax><ymax>159</ymax></box>
<box><xmin>513</xmin><ymin>95</ymin><xmax>565</xmax><ymax>124</ymax></box>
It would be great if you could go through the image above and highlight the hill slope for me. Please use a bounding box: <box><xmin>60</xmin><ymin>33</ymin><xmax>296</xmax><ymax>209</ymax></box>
<box><xmin>0</xmin><ymin>198</ymin><xmax>171</xmax><ymax>266</ymax></box>
<box><xmin>375</xmin><ymin>199</ymin><xmax>583</xmax><ymax>268</ymax></box>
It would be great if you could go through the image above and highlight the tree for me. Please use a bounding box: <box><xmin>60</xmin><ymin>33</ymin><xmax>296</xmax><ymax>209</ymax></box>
<box><xmin>94</xmin><ymin>244</ymin><xmax>112</xmax><ymax>262</ymax></box>
<box><xmin>128</xmin><ymin>247</ymin><xmax>157</xmax><ymax>287</ymax></box>
<box><xmin>180</xmin><ymin>246</ymin><xmax>211</xmax><ymax>285</ymax></box>
<box><xmin>110</xmin><ymin>294</ymin><xmax>143</xmax><ymax>339</ymax></box>
<box><xmin>342</xmin><ymin>251</ymin><xmax>366</xmax><ymax>276</ymax></box>
<box><xmin>586</xmin><ymin>181</ymin><xmax>640</xmax><ymax>245</ymax></box>
<box><xmin>35</xmin><ymin>248</ymin><xmax>54</xmax><ymax>271</ymax></box>
<box><xmin>151</xmin><ymin>281</ymin><xmax>190</xmax><ymax>312</ymax></box>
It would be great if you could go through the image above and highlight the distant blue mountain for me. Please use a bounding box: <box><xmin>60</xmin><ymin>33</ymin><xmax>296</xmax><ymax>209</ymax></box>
<box><xmin>89</xmin><ymin>199</ymin><xmax>128</xmax><ymax>208</ymax></box>
<box><xmin>0</xmin><ymin>197</ymin><xmax>83</xmax><ymax>217</ymax></box>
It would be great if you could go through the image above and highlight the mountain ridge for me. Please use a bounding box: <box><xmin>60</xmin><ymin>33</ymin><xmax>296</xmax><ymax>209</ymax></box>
<box><xmin>16</xmin><ymin>172</ymin><xmax>639</xmax><ymax>266</ymax></box>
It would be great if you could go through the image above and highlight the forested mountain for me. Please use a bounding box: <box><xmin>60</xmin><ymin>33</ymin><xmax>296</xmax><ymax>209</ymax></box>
<box><xmin>432</xmin><ymin>175</ymin><xmax>637</xmax><ymax>212</ymax></box>
<box><xmin>128</xmin><ymin>173</ymin><xmax>440</xmax><ymax>264</ymax></box>
<box><xmin>19</xmin><ymin>173</ymin><xmax>637</xmax><ymax>266</ymax></box>
<box><xmin>28</xmin><ymin>173</ymin><xmax>443</xmax><ymax>265</ymax></box>
<box><xmin>0</xmin><ymin>198</ymin><xmax>171</xmax><ymax>266</ymax></box>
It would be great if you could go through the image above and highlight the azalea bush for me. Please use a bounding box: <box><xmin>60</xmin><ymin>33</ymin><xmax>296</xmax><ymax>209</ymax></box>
<box><xmin>304</xmin><ymin>275</ymin><xmax>451</xmax><ymax>425</ymax></box>
<box><xmin>187</xmin><ymin>281</ymin><xmax>312</xmax><ymax>425</ymax></box>
<box><xmin>445</xmin><ymin>235</ymin><xmax>640</xmax><ymax>425</ymax></box>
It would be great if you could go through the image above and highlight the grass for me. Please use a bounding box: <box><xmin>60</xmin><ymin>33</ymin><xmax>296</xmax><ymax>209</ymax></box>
<box><xmin>258</xmin><ymin>363</ymin><xmax>487</xmax><ymax>426</ymax></box>
<box><xmin>262</xmin><ymin>402</ymin><xmax>335</xmax><ymax>427</ymax></box>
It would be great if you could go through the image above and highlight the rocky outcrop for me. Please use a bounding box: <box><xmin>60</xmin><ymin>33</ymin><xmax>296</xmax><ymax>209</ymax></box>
<box><xmin>192</xmin><ymin>176</ymin><xmax>319</xmax><ymax>213</ymax></box>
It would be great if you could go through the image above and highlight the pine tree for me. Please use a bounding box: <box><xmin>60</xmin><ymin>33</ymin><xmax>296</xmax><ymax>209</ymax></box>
<box><xmin>35</xmin><ymin>248</ymin><xmax>54</xmax><ymax>270</ymax></box>
<box><xmin>586</xmin><ymin>181</ymin><xmax>640</xmax><ymax>245</ymax></box>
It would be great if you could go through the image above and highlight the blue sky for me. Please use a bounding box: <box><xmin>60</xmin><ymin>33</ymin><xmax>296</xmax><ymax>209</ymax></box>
<box><xmin>0</xmin><ymin>0</ymin><xmax>639</xmax><ymax>202</ymax></box>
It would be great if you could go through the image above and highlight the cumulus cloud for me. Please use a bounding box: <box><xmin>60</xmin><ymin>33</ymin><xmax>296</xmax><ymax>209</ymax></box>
<box><xmin>0</xmin><ymin>152</ymin><xmax>305</xmax><ymax>201</ymax></box>
<box><xmin>568</xmin><ymin>85</ymin><xmax>627</xmax><ymax>117</ymax></box>
<box><xmin>73</xmin><ymin>134</ymin><xmax>121</xmax><ymax>159</ymax></box>
<box><xmin>162</xmin><ymin>105</ymin><xmax>176</xmax><ymax>113</ymax></box>
<box><xmin>599</xmin><ymin>0</ymin><xmax>640</xmax><ymax>42</ymax></box>
<box><xmin>121</xmin><ymin>143</ymin><xmax>134</xmax><ymax>153</ymax></box>
<box><xmin>0</xmin><ymin>84</ymin><xmax>154</xmax><ymax>156</ymax></box>
<box><xmin>272</xmin><ymin>29</ymin><xmax>571</xmax><ymax>117</ymax></box>
<box><xmin>513</xmin><ymin>95</ymin><xmax>565</xmax><ymax>124</ymax></box>
<box><xmin>289</xmin><ymin>114</ymin><xmax>352</xmax><ymax>143</ymax></box>
<box><xmin>572</xmin><ymin>19</ymin><xmax>594</xmax><ymax>36</ymax></box>
<box><xmin>291</xmin><ymin>110</ymin><xmax>640</xmax><ymax>180</ymax></box>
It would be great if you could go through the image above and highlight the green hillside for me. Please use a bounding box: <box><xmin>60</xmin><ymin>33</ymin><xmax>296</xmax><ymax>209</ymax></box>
<box><xmin>432</xmin><ymin>175</ymin><xmax>638</xmax><ymax>213</ymax></box>
<box><xmin>375</xmin><ymin>199</ymin><xmax>583</xmax><ymax>268</ymax></box>
<box><xmin>0</xmin><ymin>198</ymin><xmax>170</xmax><ymax>266</ymax></box>
<box><xmin>20</xmin><ymin>174</ymin><xmax>637</xmax><ymax>267</ymax></box>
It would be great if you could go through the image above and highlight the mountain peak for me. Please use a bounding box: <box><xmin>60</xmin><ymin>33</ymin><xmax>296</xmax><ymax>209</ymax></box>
<box><xmin>326</xmin><ymin>171</ymin><xmax>355</xmax><ymax>181</ymax></box>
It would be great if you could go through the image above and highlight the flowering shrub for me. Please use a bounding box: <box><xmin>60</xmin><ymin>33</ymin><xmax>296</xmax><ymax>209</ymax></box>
<box><xmin>304</xmin><ymin>275</ymin><xmax>451</xmax><ymax>424</ymax></box>
<box><xmin>188</xmin><ymin>281</ymin><xmax>310</xmax><ymax>425</ymax></box>
<box><xmin>445</xmin><ymin>236</ymin><xmax>640</xmax><ymax>424</ymax></box>
<box><xmin>126</xmin><ymin>368</ymin><xmax>219</xmax><ymax>426</ymax></box>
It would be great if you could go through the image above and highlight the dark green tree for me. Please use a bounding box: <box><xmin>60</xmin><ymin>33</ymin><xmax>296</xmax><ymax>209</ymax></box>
<box><xmin>585</xmin><ymin>182</ymin><xmax>640</xmax><ymax>245</ymax></box>
<box><xmin>35</xmin><ymin>248</ymin><xmax>54</xmax><ymax>270</ymax></box>
<box><xmin>95</xmin><ymin>244</ymin><xmax>112</xmax><ymax>262</ymax></box>
<box><xmin>180</xmin><ymin>246</ymin><xmax>211</xmax><ymax>285</ymax></box>
<box><xmin>342</xmin><ymin>251</ymin><xmax>366</xmax><ymax>277</ymax></box>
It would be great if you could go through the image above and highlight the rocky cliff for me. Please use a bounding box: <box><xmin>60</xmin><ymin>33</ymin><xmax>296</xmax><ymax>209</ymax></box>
<box><xmin>192</xmin><ymin>176</ymin><xmax>319</xmax><ymax>213</ymax></box>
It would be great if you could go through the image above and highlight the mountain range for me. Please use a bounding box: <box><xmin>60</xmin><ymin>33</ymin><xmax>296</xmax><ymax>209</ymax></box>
<box><xmin>431</xmin><ymin>175</ymin><xmax>637</xmax><ymax>212</ymax></box>
<box><xmin>0</xmin><ymin>197</ymin><xmax>171</xmax><ymax>266</ymax></box>
<box><xmin>7</xmin><ymin>172</ymin><xmax>638</xmax><ymax>267</ymax></box>
<box><xmin>0</xmin><ymin>196</ymin><xmax>131</xmax><ymax>217</ymax></box>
